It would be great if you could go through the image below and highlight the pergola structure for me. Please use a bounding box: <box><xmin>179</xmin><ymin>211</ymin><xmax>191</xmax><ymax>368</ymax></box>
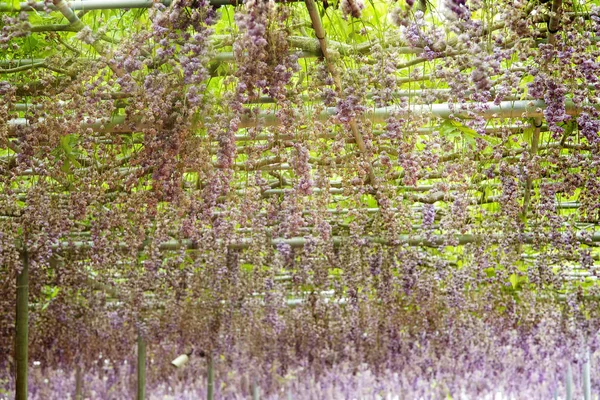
<box><xmin>2</xmin><ymin>0</ymin><xmax>600</xmax><ymax>398</ymax></box>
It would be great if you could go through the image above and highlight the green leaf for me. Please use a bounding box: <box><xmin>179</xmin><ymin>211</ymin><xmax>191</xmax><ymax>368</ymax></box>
<box><xmin>41</xmin><ymin>286</ymin><xmax>60</xmax><ymax>311</ymax></box>
<box><xmin>450</xmin><ymin>120</ymin><xmax>500</xmax><ymax>145</ymax></box>
<box><xmin>439</xmin><ymin>120</ymin><xmax>460</xmax><ymax>140</ymax></box>
<box><xmin>60</xmin><ymin>135</ymin><xmax>81</xmax><ymax>169</ymax></box>
<box><xmin>509</xmin><ymin>273</ymin><xmax>519</xmax><ymax>289</ymax></box>
<box><xmin>61</xmin><ymin>158</ymin><xmax>72</xmax><ymax>173</ymax></box>
<box><xmin>522</xmin><ymin>126</ymin><xmax>533</xmax><ymax>144</ymax></box>
<box><xmin>23</xmin><ymin>37</ymin><xmax>39</xmax><ymax>53</ymax></box>
<box><xmin>361</xmin><ymin>194</ymin><xmax>377</xmax><ymax>208</ymax></box>
<box><xmin>241</xmin><ymin>263</ymin><xmax>254</xmax><ymax>273</ymax></box>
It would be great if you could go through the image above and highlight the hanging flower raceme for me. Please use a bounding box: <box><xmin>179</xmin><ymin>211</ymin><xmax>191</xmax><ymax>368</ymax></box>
<box><xmin>527</xmin><ymin>73</ymin><xmax>571</xmax><ymax>137</ymax></box>
<box><xmin>110</xmin><ymin>0</ymin><xmax>218</xmax><ymax>200</ymax></box>
<box><xmin>577</xmin><ymin>111</ymin><xmax>600</xmax><ymax>144</ymax></box>
<box><xmin>234</xmin><ymin>0</ymin><xmax>299</xmax><ymax>100</ymax></box>
<box><xmin>291</xmin><ymin>143</ymin><xmax>314</xmax><ymax>195</ymax></box>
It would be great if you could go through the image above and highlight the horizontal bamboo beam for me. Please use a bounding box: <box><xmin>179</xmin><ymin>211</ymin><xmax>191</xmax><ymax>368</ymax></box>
<box><xmin>1</xmin><ymin>0</ymin><xmax>169</xmax><ymax>11</ymax></box>
<box><xmin>0</xmin><ymin>51</ymin><xmax>319</xmax><ymax>67</ymax></box>
<box><xmin>65</xmin><ymin>284</ymin><xmax>597</xmax><ymax>311</ymax></box>
<box><xmin>6</xmin><ymin>85</ymin><xmax>526</xmax><ymax>109</ymax></box>
<box><xmin>0</xmin><ymin>50</ymin><xmax>318</xmax><ymax>76</ymax></box>
<box><xmin>243</xmin><ymin>99</ymin><xmax>588</xmax><ymax>127</ymax></box>
<box><xmin>6</xmin><ymin>100</ymin><xmax>589</xmax><ymax>134</ymax></box>
<box><xmin>0</xmin><ymin>0</ymin><xmax>304</xmax><ymax>12</ymax></box>
<box><xmin>98</xmin><ymin>292</ymin><xmax>347</xmax><ymax>309</ymax></box>
<box><xmin>48</xmin><ymin>230</ymin><xmax>600</xmax><ymax>253</ymax></box>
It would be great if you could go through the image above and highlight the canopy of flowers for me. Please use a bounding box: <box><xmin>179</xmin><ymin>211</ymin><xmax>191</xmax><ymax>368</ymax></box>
<box><xmin>2</xmin><ymin>0</ymin><xmax>600</xmax><ymax>398</ymax></box>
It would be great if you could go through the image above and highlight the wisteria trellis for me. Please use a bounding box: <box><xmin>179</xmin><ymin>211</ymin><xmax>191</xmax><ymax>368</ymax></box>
<box><xmin>2</xmin><ymin>0</ymin><xmax>600</xmax><ymax>398</ymax></box>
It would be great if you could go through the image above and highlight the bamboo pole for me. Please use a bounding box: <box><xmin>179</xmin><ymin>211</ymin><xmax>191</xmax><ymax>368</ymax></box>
<box><xmin>15</xmin><ymin>249</ymin><xmax>29</xmax><ymax>400</ymax></box>
<box><xmin>521</xmin><ymin>117</ymin><xmax>541</xmax><ymax>219</ymax></box>
<box><xmin>0</xmin><ymin>0</ymin><xmax>303</xmax><ymax>12</ymax></box>
<box><xmin>0</xmin><ymin>50</ymin><xmax>317</xmax><ymax>70</ymax></box>
<box><xmin>9</xmin><ymin>96</ymin><xmax>533</xmax><ymax>111</ymax></box>
<box><xmin>57</xmin><ymin>230</ymin><xmax>600</xmax><ymax>252</ymax></box>
<box><xmin>137</xmin><ymin>333</ymin><xmax>146</xmax><ymax>400</ymax></box>
<box><xmin>1</xmin><ymin>0</ymin><xmax>171</xmax><ymax>11</ymax></box>
<box><xmin>582</xmin><ymin>349</ymin><xmax>591</xmax><ymax>400</ymax></box>
<box><xmin>547</xmin><ymin>0</ymin><xmax>563</xmax><ymax>45</ymax></box>
<box><xmin>6</xmin><ymin>100</ymin><xmax>593</xmax><ymax>134</ymax></box>
<box><xmin>52</xmin><ymin>0</ymin><xmax>125</xmax><ymax>77</ymax></box>
<box><xmin>207</xmin><ymin>355</ymin><xmax>214</xmax><ymax>400</ymax></box>
<box><xmin>304</xmin><ymin>0</ymin><xmax>380</xmax><ymax>194</ymax></box>
<box><xmin>565</xmin><ymin>363</ymin><xmax>573</xmax><ymax>400</ymax></box>
<box><xmin>74</xmin><ymin>365</ymin><xmax>83</xmax><ymax>400</ymax></box>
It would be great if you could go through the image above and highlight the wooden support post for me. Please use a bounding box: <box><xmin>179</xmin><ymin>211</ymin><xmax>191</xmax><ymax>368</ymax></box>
<box><xmin>137</xmin><ymin>333</ymin><xmax>146</xmax><ymax>400</ymax></box>
<box><xmin>15</xmin><ymin>250</ymin><xmax>29</xmax><ymax>400</ymax></box>
<box><xmin>207</xmin><ymin>354</ymin><xmax>214</xmax><ymax>400</ymax></box>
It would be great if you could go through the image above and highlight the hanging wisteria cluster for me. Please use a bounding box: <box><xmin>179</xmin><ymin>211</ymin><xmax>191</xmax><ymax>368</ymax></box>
<box><xmin>2</xmin><ymin>0</ymin><xmax>600</xmax><ymax>398</ymax></box>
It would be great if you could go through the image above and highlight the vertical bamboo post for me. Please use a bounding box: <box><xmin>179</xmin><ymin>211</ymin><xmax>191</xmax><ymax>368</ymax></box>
<box><xmin>137</xmin><ymin>333</ymin><xmax>146</xmax><ymax>400</ymax></box>
<box><xmin>547</xmin><ymin>0</ymin><xmax>563</xmax><ymax>45</ymax></box>
<box><xmin>207</xmin><ymin>354</ymin><xmax>214</xmax><ymax>400</ymax></box>
<box><xmin>566</xmin><ymin>363</ymin><xmax>573</xmax><ymax>400</ymax></box>
<box><xmin>75</xmin><ymin>365</ymin><xmax>83</xmax><ymax>400</ymax></box>
<box><xmin>521</xmin><ymin>118</ymin><xmax>541</xmax><ymax>219</ymax></box>
<box><xmin>583</xmin><ymin>349</ymin><xmax>591</xmax><ymax>400</ymax></box>
<box><xmin>15</xmin><ymin>250</ymin><xmax>29</xmax><ymax>400</ymax></box>
<box><xmin>252</xmin><ymin>379</ymin><xmax>260</xmax><ymax>400</ymax></box>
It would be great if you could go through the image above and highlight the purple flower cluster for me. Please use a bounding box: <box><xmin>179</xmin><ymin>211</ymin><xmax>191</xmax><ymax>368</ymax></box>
<box><xmin>528</xmin><ymin>73</ymin><xmax>571</xmax><ymax>136</ymax></box>
<box><xmin>234</xmin><ymin>0</ymin><xmax>299</xmax><ymax>100</ymax></box>
<box><xmin>470</xmin><ymin>66</ymin><xmax>491</xmax><ymax>92</ymax></box>
<box><xmin>397</xmin><ymin>10</ymin><xmax>446</xmax><ymax>59</ymax></box>
<box><xmin>402</xmin><ymin>22</ymin><xmax>424</xmax><ymax>47</ymax></box>
<box><xmin>382</xmin><ymin>116</ymin><xmax>406</xmax><ymax>140</ymax></box>
<box><xmin>335</xmin><ymin>86</ymin><xmax>366</xmax><ymax>124</ymax></box>
<box><xmin>291</xmin><ymin>143</ymin><xmax>314</xmax><ymax>195</ymax></box>
<box><xmin>0</xmin><ymin>12</ymin><xmax>30</xmax><ymax>49</ymax></box>
<box><xmin>340</xmin><ymin>0</ymin><xmax>365</xmax><ymax>19</ymax></box>
<box><xmin>445</xmin><ymin>0</ymin><xmax>470</xmax><ymax>20</ymax></box>
<box><xmin>591</xmin><ymin>6</ymin><xmax>600</xmax><ymax>35</ymax></box>
<box><xmin>75</xmin><ymin>26</ymin><xmax>96</xmax><ymax>45</ymax></box>
<box><xmin>577</xmin><ymin>111</ymin><xmax>600</xmax><ymax>144</ymax></box>
<box><xmin>578</xmin><ymin>58</ymin><xmax>600</xmax><ymax>86</ymax></box>
<box><xmin>543</xmin><ymin>81</ymin><xmax>571</xmax><ymax>137</ymax></box>
<box><xmin>422</xmin><ymin>203</ymin><xmax>435</xmax><ymax>229</ymax></box>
